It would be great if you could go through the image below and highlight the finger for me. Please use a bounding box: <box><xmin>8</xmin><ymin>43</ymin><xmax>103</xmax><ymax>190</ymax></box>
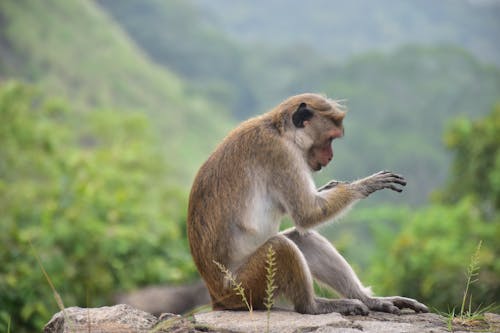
<box><xmin>388</xmin><ymin>177</ymin><xmax>407</xmax><ymax>186</ymax></box>
<box><xmin>392</xmin><ymin>298</ymin><xmax>429</xmax><ymax>313</ymax></box>
<box><xmin>379</xmin><ymin>172</ymin><xmax>406</xmax><ymax>184</ymax></box>
<box><xmin>378</xmin><ymin>174</ymin><xmax>406</xmax><ymax>183</ymax></box>
<box><xmin>389</xmin><ymin>305</ymin><xmax>401</xmax><ymax>315</ymax></box>
<box><xmin>381</xmin><ymin>302</ymin><xmax>401</xmax><ymax>315</ymax></box>
<box><xmin>387</xmin><ymin>184</ymin><xmax>403</xmax><ymax>192</ymax></box>
<box><xmin>414</xmin><ymin>303</ymin><xmax>429</xmax><ymax>313</ymax></box>
<box><xmin>388</xmin><ymin>172</ymin><xmax>405</xmax><ymax>180</ymax></box>
<box><xmin>355</xmin><ymin>304</ymin><xmax>369</xmax><ymax>316</ymax></box>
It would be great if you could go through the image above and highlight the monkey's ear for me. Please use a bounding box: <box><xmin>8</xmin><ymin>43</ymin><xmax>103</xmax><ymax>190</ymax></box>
<box><xmin>292</xmin><ymin>103</ymin><xmax>313</xmax><ymax>128</ymax></box>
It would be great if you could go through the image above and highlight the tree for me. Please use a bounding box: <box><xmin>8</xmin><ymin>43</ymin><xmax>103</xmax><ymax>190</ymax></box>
<box><xmin>442</xmin><ymin>104</ymin><xmax>500</xmax><ymax>215</ymax></box>
<box><xmin>0</xmin><ymin>82</ymin><xmax>194</xmax><ymax>332</ymax></box>
<box><xmin>363</xmin><ymin>105</ymin><xmax>500</xmax><ymax>310</ymax></box>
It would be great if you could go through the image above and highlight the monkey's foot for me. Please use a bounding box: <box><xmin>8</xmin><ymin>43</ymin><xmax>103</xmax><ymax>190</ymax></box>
<box><xmin>363</xmin><ymin>296</ymin><xmax>429</xmax><ymax>314</ymax></box>
<box><xmin>306</xmin><ymin>298</ymin><xmax>369</xmax><ymax>316</ymax></box>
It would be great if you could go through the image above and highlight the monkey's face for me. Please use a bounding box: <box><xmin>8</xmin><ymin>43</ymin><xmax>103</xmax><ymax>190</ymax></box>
<box><xmin>291</xmin><ymin>101</ymin><xmax>345</xmax><ymax>171</ymax></box>
<box><xmin>304</xmin><ymin>115</ymin><xmax>344</xmax><ymax>171</ymax></box>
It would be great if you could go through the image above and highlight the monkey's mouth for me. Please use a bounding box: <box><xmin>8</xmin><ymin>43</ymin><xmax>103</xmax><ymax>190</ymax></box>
<box><xmin>318</xmin><ymin>140</ymin><xmax>334</xmax><ymax>167</ymax></box>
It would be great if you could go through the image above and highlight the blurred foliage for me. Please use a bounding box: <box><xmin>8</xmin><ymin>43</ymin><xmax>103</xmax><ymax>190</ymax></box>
<box><xmin>3</xmin><ymin>0</ymin><xmax>498</xmax><ymax>204</ymax></box>
<box><xmin>0</xmin><ymin>82</ymin><xmax>196</xmax><ymax>332</ymax></box>
<box><xmin>97</xmin><ymin>0</ymin><xmax>500</xmax><ymax>205</ymax></box>
<box><xmin>0</xmin><ymin>0</ymin><xmax>499</xmax><ymax>331</ymax></box>
<box><xmin>328</xmin><ymin>106</ymin><xmax>500</xmax><ymax>311</ymax></box>
<box><xmin>0</xmin><ymin>0</ymin><xmax>232</xmax><ymax>181</ymax></box>
<box><xmin>441</xmin><ymin>104</ymin><xmax>500</xmax><ymax>212</ymax></box>
<box><xmin>366</xmin><ymin>199</ymin><xmax>498</xmax><ymax>311</ymax></box>
<box><xmin>96</xmin><ymin>0</ymin><xmax>256</xmax><ymax>118</ymax></box>
<box><xmin>299</xmin><ymin>46</ymin><xmax>500</xmax><ymax>205</ymax></box>
<box><xmin>194</xmin><ymin>0</ymin><xmax>500</xmax><ymax>67</ymax></box>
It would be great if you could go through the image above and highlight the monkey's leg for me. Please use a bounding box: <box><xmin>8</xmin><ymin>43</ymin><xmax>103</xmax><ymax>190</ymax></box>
<box><xmin>283</xmin><ymin>228</ymin><xmax>429</xmax><ymax>314</ymax></box>
<box><xmin>221</xmin><ymin>235</ymin><xmax>368</xmax><ymax>315</ymax></box>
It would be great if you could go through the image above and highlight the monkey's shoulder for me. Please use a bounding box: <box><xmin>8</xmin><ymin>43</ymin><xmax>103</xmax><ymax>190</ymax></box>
<box><xmin>211</xmin><ymin>121</ymin><xmax>284</xmax><ymax>159</ymax></box>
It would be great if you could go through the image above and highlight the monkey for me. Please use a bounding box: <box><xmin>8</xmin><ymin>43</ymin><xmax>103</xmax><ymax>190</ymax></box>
<box><xmin>187</xmin><ymin>93</ymin><xmax>428</xmax><ymax>315</ymax></box>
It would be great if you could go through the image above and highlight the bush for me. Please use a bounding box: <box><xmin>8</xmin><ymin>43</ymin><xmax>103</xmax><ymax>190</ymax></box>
<box><xmin>0</xmin><ymin>82</ymin><xmax>195</xmax><ymax>332</ymax></box>
<box><xmin>325</xmin><ymin>105</ymin><xmax>500</xmax><ymax>311</ymax></box>
<box><xmin>366</xmin><ymin>199</ymin><xmax>499</xmax><ymax>310</ymax></box>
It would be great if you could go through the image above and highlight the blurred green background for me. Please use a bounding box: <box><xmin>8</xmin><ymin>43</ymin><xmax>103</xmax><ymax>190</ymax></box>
<box><xmin>0</xmin><ymin>0</ymin><xmax>499</xmax><ymax>331</ymax></box>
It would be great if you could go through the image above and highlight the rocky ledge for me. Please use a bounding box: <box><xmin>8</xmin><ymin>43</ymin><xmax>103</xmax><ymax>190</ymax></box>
<box><xmin>44</xmin><ymin>304</ymin><xmax>500</xmax><ymax>333</ymax></box>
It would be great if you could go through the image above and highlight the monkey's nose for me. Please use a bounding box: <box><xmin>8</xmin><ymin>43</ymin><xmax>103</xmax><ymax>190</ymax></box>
<box><xmin>329</xmin><ymin>129</ymin><xmax>344</xmax><ymax>140</ymax></box>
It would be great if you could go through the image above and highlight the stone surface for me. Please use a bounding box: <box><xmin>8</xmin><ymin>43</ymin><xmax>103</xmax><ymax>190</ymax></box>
<box><xmin>485</xmin><ymin>312</ymin><xmax>500</xmax><ymax>331</ymax></box>
<box><xmin>44</xmin><ymin>304</ymin><xmax>499</xmax><ymax>333</ymax></box>
<box><xmin>114</xmin><ymin>281</ymin><xmax>210</xmax><ymax>315</ymax></box>
<box><xmin>44</xmin><ymin>304</ymin><xmax>231</xmax><ymax>333</ymax></box>
<box><xmin>196</xmin><ymin>310</ymin><xmax>351</xmax><ymax>333</ymax></box>
<box><xmin>194</xmin><ymin>309</ymin><xmax>497</xmax><ymax>333</ymax></box>
<box><xmin>44</xmin><ymin>304</ymin><xmax>158</xmax><ymax>333</ymax></box>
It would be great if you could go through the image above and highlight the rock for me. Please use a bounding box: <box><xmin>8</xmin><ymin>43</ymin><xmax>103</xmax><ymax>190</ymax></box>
<box><xmin>485</xmin><ymin>312</ymin><xmax>500</xmax><ymax>332</ymax></box>
<box><xmin>44</xmin><ymin>304</ymin><xmax>158</xmax><ymax>333</ymax></box>
<box><xmin>195</xmin><ymin>310</ymin><xmax>353</xmax><ymax>333</ymax></box>
<box><xmin>114</xmin><ymin>281</ymin><xmax>210</xmax><ymax>315</ymax></box>
<box><xmin>193</xmin><ymin>309</ymin><xmax>496</xmax><ymax>333</ymax></box>
<box><xmin>44</xmin><ymin>304</ymin><xmax>498</xmax><ymax>333</ymax></box>
<box><xmin>43</xmin><ymin>304</ymin><xmax>231</xmax><ymax>333</ymax></box>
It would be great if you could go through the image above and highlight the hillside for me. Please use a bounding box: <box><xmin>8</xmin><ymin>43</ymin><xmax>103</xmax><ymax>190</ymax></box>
<box><xmin>2</xmin><ymin>0</ymin><xmax>496</xmax><ymax>203</ymax></box>
<box><xmin>194</xmin><ymin>0</ymin><xmax>500</xmax><ymax>66</ymax></box>
<box><xmin>0</xmin><ymin>2</ymin><xmax>234</xmax><ymax>330</ymax></box>
<box><xmin>0</xmin><ymin>0</ymin><xmax>232</xmax><ymax>181</ymax></box>
<box><xmin>96</xmin><ymin>0</ymin><xmax>500</xmax><ymax>204</ymax></box>
<box><xmin>296</xmin><ymin>46</ymin><xmax>500</xmax><ymax>203</ymax></box>
<box><xmin>1</xmin><ymin>2</ymin><xmax>498</xmax><ymax>331</ymax></box>
<box><xmin>248</xmin><ymin>46</ymin><xmax>500</xmax><ymax>204</ymax></box>
<box><xmin>96</xmin><ymin>0</ymin><xmax>254</xmax><ymax>118</ymax></box>
<box><xmin>1</xmin><ymin>1</ymin><xmax>498</xmax><ymax>203</ymax></box>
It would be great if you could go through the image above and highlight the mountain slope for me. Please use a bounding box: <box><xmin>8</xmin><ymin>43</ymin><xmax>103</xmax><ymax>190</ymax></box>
<box><xmin>93</xmin><ymin>0</ymin><xmax>500</xmax><ymax>204</ymax></box>
<box><xmin>303</xmin><ymin>46</ymin><xmax>500</xmax><ymax>203</ymax></box>
<box><xmin>96</xmin><ymin>0</ymin><xmax>256</xmax><ymax>117</ymax></box>
<box><xmin>0</xmin><ymin>0</ymin><xmax>232</xmax><ymax>180</ymax></box>
<box><xmin>194</xmin><ymin>0</ymin><xmax>500</xmax><ymax>66</ymax></box>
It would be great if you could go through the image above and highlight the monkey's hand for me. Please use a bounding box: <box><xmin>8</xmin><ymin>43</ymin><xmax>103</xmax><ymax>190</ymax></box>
<box><xmin>363</xmin><ymin>296</ymin><xmax>429</xmax><ymax>314</ymax></box>
<box><xmin>352</xmin><ymin>170</ymin><xmax>407</xmax><ymax>197</ymax></box>
<box><xmin>318</xmin><ymin>180</ymin><xmax>349</xmax><ymax>192</ymax></box>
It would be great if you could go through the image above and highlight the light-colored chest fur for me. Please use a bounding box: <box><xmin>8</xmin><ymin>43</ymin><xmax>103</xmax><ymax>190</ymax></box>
<box><xmin>229</xmin><ymin>141</ymin><xmax>316</xmax><ymax>268</ymax></box>
<box><xmin>230</xmin><ymin>181</ymin><xmax>284</xmax><ymax>267</ymax></box>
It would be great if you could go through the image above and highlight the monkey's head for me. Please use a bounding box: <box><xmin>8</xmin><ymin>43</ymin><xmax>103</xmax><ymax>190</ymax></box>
<box><xmin>289</xmin><ymin>94</ymin><xmax>345</xmax><ymax>171</ymax></box>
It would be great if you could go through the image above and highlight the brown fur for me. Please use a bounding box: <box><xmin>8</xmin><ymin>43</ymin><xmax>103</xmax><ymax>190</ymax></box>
<box><xmin>187</xmin><ymin>93</ymin><xmax>428</xmax><ymax>315</ymax></box>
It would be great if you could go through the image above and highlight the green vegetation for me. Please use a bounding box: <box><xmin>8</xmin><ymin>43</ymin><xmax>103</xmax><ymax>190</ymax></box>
<box><xmin>301</xmin><ymin>45</ymin><xmax>500</xmax><ymax>204</ymax></box>
<box><xmin>213</xmin><ymin>260</ymin><xmax>252</xmax><ymax>313</ymax></box>
<box><xmin>441</xmin><ymin>104</ymin><xmax>500</xmax><ymax>210</ymax></box>
<box><xmin>97</xmin><ymin>0</ymin><xmax>500</xmax><ymax>204</ymax></box>
<box><xmin>0</xmin><ymin>0</ymin><xmax>233</xmax><ymax>180</ymax></box>
<box><xmin>96</xmin><ymin>0</ymin><xmax>251</xmax><ymax>116</ymax></box>
<box><xmin>213</xmin><ymin>245</ymin><xmax>277</xmax><ymax>332</ymax></box>
<box><xmin>0</xmin><ymin>0</ymin><xmax>498</xmax><ymax>332</ymax></box>
<box><xmin>193</xmin><ymin>0</ymin><xmax>500</xmax><ymax>66</ymax></box>
<box><xmin>327</xmin><ymin>106</ymin><xmax>500</xmax><ymax>311</ymax></box>
<box><xmin>265</xmin><ymin>245</ymin><xmax>277</xmax><ymax>333</ymax></box>
<box><xmin>458</xmin><ymin>242</ymin><xmax>483</xmax><ymax>320</ymax></box>
<box><xmin>440</xmin><ymin>241</ymin><xmax>498</xmax><ymax>331</ymax></box>
<box><xmin>0</xmin><ymin>83</ymin><xmax>195</xmax><ymax>331</ymax></box>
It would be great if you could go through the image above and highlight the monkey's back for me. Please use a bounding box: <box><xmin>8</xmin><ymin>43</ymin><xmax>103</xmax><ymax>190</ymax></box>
<box><xmin>187</xmin><ymin>115</ymin><xmax>283</xmax><ymax>288</ymax></box>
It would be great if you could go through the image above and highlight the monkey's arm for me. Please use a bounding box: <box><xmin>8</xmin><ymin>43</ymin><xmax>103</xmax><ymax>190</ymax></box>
<box><xmin>283</xmin><ymin>171</ymin><xmax>406</xmax><ymax>229</ymax></box>
<box><xmin>317</xmin><ymin>180</ymin><xmax>348</xmax><ymax>192</ymax></box>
